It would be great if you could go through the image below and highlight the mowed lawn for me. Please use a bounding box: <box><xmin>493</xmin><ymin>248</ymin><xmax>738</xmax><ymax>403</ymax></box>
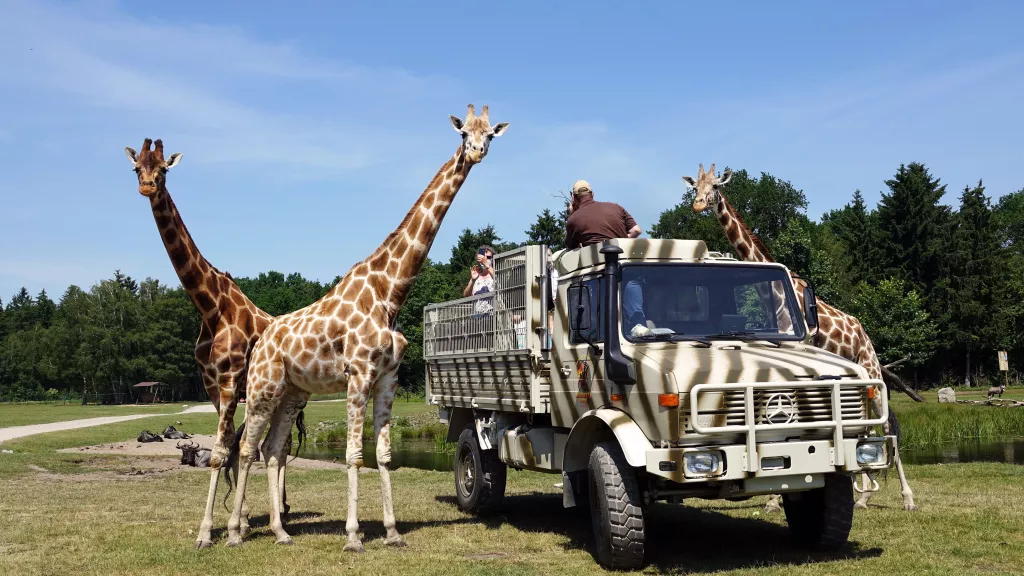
<box><xmin>0</xmin><ymin>397</ymin><xmax>1022</xmax><ymax>575</ymax></box>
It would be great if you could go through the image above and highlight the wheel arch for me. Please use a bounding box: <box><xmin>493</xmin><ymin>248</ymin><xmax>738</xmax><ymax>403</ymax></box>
<box><xmin>562</xmin><ymin>409</ymin><xmax>649</xmax><ymax>474</ymax></box>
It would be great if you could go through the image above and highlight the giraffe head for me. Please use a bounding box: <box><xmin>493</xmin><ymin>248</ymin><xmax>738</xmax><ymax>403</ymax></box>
<box><xmin>682</xmin><ymin>163</ymin><xmax>733</xmax><ymax>213</ymax></box>
<box><xmin>124</xmin><ymin>138</ymin><xmax>182</xmax><ymax>197</ymax></box>
<box><xmin>449</xmin><ymin>104</ymin><xmax>509</xmax><ymax>164</ymax></box>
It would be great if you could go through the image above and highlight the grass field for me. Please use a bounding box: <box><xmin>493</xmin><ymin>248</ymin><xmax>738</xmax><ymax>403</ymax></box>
<box><xmin>1</xmin><ymin>394</ymin><xmax>1023</xmax><ymax>574</ymax></box>
<box><xmin>0</xmin><ymin>402</ymin><xmax>179</xmax><ymax>427</ymax></box>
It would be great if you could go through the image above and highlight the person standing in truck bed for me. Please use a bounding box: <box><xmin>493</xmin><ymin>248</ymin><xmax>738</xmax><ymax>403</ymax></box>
<box><xmin>564</xmin><ymin>179</ymin><xmax>642</xmax><ymax>250</ymax></box>
<box><xmin>563</xmin><ymin>180</ymin><xmax>649</xmax><ymax>336</ymax></box>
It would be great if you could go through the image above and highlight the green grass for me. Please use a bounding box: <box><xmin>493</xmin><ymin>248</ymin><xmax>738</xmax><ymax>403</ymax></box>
<box><xmin>0</xmin><ymin>421</ymin><xmax>1022</xmax><ymax>574</ymax></box>
<box><xmin>889</xmin><ymin>393</ymin><xmax>1024</xmax><ymax>449</ymax></box>
<box><xmin>1</xmin><ymin>397</ymin><xmax>1023</xmax><ymax>574</ymax></box>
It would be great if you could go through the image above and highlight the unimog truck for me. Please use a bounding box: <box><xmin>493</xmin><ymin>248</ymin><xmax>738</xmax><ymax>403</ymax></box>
<box><xmin>423</xmin><ymin>239</ymin><xmax>894</xmax><ymax>569</ymax></box>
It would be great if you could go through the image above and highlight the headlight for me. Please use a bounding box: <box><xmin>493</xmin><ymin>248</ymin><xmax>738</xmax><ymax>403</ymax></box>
<box><xmin>856</xmin><ymin>442</ymin><xmax>885</xmax><ymax>465</ymax></box>
<box><xmin>683</xmin><ymin>451</ymin><xmax>721</xmax><ymax>475</ymax></box>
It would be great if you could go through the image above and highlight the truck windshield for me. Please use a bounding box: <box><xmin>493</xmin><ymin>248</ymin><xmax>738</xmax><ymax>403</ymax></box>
<box><xmin>620</xmin><ymin>263</ymin><xmax>806</xmax><ymax>343</ymax></box>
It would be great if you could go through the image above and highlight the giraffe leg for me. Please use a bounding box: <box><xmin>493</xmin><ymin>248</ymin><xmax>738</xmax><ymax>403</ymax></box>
<box><xmin>854</xmin><ymin>472</ymin><xmax>873</xmax><ymax>509</ymax></box>
<box><xmin>226</xmin><ymin>403</ymin><xmax>273</xmax><ymax>547</ymax></box>
<box><xmin>343</xmin><ymin>373</ymin><xmax>370</xmax><ymax>553</ymax></box>
<box><xmin>764</xmin><ymin>494</ymin><xmax>782</xmax><ymax>513</ymax></box>
<box><xmin>194</xmin><ymin>372</ymin><xmax>220</xmax><ymax>549</ymax></box>
<box><xmin>893</xmin><ymin>446</ymin><xmax>917</xmax><ymax>511</ymax></box>
<box><xmin>374</xmin><ymin>369</ymin><xmax>406</xmax><ymax>547</ymax></box>
<box><xmin>262</xmin><ymin>408</ymin><xmax>299</xmax><ymax>546</ymax></box>
<box><xmin>196</xmin><ymin>372</ymin><xmax>246</xmax><ymax>548</ymax></box>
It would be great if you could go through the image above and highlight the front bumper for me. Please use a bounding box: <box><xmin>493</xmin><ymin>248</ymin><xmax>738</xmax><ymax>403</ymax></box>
<box><xmin>644</xmin><ymin>435</ymin><xmax>895</xmax><ymax>492</ymax></box>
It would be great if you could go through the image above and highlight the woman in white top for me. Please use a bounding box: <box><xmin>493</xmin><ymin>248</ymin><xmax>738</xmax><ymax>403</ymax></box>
<box><xmin>463</xmin><ymin>245</ymin><xmax>495</xmax><ymax>315</ymax></box>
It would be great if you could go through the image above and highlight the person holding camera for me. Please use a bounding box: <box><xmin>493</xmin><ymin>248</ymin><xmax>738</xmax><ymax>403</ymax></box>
<box><xmin>464</xmin><ymin>245</ymin><xmax>496</xmax><ymax>316</ymax></box>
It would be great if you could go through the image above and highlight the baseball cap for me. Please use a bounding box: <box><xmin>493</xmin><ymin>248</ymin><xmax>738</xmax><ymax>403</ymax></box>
<box><xmin>572</xmin><ymin>180</ymin><xmax>592</xmax><ymax>195</ymax></box>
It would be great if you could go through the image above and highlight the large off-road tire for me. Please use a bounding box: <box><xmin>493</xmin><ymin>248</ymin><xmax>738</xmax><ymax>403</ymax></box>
<box><xmin>454</xmin><ymin>427</ymin><xmax>506</xmax><ymax>515</ymax></box>
<box><xmin>588</xmin><ymin>442</ymin><xmax>646</xmax><ymax>570</ymax></box>
<box><xmin>782</xmin><ymin>473</ymin><xmax>854</xmax><ymax>551</ymax></box>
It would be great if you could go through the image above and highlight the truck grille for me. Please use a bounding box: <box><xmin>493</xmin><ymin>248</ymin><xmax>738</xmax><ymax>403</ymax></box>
<box><xmin>683</xmin><ymin>385</ymin><xmax>869</xmax><ymax>432</ymax></box>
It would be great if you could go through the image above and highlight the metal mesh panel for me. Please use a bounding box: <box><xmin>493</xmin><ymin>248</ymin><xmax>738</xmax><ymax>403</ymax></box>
<box><xmin>424</xmin><ymin>247</ymin><xmax>529</xmax><ymax>356</ymax></box>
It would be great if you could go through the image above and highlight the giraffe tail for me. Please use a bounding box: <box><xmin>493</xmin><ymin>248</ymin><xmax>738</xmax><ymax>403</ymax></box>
<box><xmin>291</xmin><ymin>409</ymin><xmax>306</xmax><ymax>461</ymax></box>
<box><xmin>222</xmin><ymin>417</ymin><xmax>246</xmax><ymax>510</ymax></box>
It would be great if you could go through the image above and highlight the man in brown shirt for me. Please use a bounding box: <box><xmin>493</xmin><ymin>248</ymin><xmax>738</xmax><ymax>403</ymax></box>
<box><xmin>564</xmin><ymin>180</ymin><xmax>642</xmax><ymax>250</ymax></box>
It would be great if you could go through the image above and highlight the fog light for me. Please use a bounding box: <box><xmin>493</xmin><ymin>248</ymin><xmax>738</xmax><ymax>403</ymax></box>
<box><xmin>683</xmin><ymin>451</ymin><xmax>721</xmax><ymax>475</ymax></box>
<box><xmin>856</xmin><ymin>442</ymin><xmax>885</xmax><ymax>465</ymax></box>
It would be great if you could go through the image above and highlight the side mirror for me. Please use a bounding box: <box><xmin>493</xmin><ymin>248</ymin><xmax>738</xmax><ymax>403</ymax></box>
<box><xmin>803</xmin><ymin>285</ymin><xmax>818</xmax><ymax>330</ymax></box>
<box><xmin>567</xmin><ymin>284</ymin><xmax>592</xmax><ymax>334</ymax></box>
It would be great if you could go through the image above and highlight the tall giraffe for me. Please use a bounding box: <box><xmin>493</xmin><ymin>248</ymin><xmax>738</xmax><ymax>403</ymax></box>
<box><xmin>222</xmin><ymin>105</ymin><xmax>509</xmax><ymax>549</ymax></box>
<box><xmin>683</xmin><ymin>163</ymin><xmax>917</xmax><ymax>512</ymax></box>
<box><xmin>125</xmin><ymin>139</ymin><xmax>301</xmax><ymax>548</ymax></box>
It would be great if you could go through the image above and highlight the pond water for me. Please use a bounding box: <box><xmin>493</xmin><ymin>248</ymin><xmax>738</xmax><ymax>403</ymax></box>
<box><xmin>302</xmin><ymin>439</ymin><xmax>453</xmax><ymax>472</ymax></box>
<box><xmin>300</xmin><ymin>438</ymin><xmax>1024</xmax><ymax>471</ymax></box>
<box><xmin>901</xmin><ymin>439</ymin><xmax>1024</xmax><ymax>466</ymax></box>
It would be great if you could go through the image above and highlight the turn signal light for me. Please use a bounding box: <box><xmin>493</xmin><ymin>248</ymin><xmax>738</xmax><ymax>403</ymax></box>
<box><xmin>658</xmin><ymin>394</ymin><xmax>679</xmax><ymax>408</ymax></box>
<box><xmin>867</xmin><ymin>387</ymin><xmax>876</xmax><ymax>399</ymax></box>
<box><xmin>611</xmin><ymin>394</ymin><xmax>623</xmax><ymax>402</ymax></box>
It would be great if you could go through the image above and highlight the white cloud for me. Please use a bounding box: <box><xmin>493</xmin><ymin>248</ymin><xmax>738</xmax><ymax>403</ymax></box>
<box><xmin>0</xmin><ymin>0</ymin><xmax>462</xmax><ymax>176</ymax></box>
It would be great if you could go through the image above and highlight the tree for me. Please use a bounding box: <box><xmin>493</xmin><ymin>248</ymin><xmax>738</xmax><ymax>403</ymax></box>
<box><xmin>874</xmin><ymin>163</ymin><xmax>950</xmax><ymax>298</ymax></box>
<box><xmin>448</xmin><ymin>225</ymin><xmax>519</xmax><ymax>277</ymax></box>
<box><xmin>933</xmin><ymin>181</ymin><xmax>1004</xmax><ymax>385</ymax></box>
<box><xmin>821</xmin><ymin>190</ymin><xmax>879</xmax><ymax>285</ymax></box>
<box><xmin>773</xmin><ymin>216</ymin><xmax>853</xmax><ymax>309</ymax></box>
<box><xmin>651</xmin><ymin>168</ymin><xmax>808</xmax><ymax>254</ymax></box>
<box><xmin>525</xmin><ymin>208</ymin><xmax>565</xmax><ymax>251</ymax></box>
<box><xmin>846</xmin><ymin>278</ymin><xmax>939</xmax><ymax>369</ymax></box>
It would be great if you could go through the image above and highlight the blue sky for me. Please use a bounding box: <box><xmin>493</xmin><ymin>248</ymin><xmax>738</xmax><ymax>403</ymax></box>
<box><xmin>2</xmin><ymin>0</ymin><xmax>1023</xmax><ymax>301</ymax></box>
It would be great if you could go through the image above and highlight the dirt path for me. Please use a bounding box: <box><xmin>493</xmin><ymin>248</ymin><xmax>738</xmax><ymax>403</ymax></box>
<box><xmin>0</xmin><ymin>399</ymin><xmax>341</xmax><ymax>445</ymax></box>
<box><xmin>0</xmin><ymin>404</ymin><xmax>219</xmax><ymax>444</ymax></box>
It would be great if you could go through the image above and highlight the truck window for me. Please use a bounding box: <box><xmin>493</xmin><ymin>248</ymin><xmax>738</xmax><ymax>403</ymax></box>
<box><xmin>568</xmin><ymin>276</ymin><xmax>604</xmax><ymax>344</ymax></box>
<box><xmin>620</xmin><ymin>264</ymin><xmax>805</xmax><ymax>341</ymax></box>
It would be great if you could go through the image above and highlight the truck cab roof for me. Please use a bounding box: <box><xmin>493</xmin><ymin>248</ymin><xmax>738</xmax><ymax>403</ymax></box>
<box><xmin>552</xmin><ymin>238</ymin><xmax>782</xmax><ymax>275</ymax></box>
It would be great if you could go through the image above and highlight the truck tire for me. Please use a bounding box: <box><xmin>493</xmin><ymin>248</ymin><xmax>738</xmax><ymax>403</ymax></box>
<box><xmin>782</xmin><ymin>473</ymin><xmax>854</xmax><ymax>551</ymax></box>
<box><xmin>588</xmin><ymin>441</ymin><xmax>646</xmax><ymax>570</ymax></box>
<box><xmin>454</xmin><ymin>427</ymin><xmax>506</xmax><ymax>515</ymax></box>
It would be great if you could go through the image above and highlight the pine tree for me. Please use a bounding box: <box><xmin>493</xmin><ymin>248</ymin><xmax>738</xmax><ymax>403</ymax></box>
<box><xmin>874</xmin><ymin>163</ymin><xmax>950</xmax><ymax>298</ymax></box>
<box><xmin>525</xmin><ymin>208</ymin><xmax>565</xmax><ymax>250</ymax></box>
<box><xmin>821</xmin><ymin>189</ymin><xmax>879</xmax><ymax>285</ymax></box>
<box><xmin>937</xmin><ymin>180</ymin><xmax>1003</xmax><ymax>385</ymax></box>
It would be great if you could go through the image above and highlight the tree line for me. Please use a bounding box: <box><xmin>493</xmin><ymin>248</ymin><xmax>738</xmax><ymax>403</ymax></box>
<box><xmin>2</xmin><ymin>161</ymin><xmax>1021</xmax><ymax>401</ymax></box>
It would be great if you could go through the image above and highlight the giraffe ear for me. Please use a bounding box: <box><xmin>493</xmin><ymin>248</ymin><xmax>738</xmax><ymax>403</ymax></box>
<box><xmin>166</xmin><ymin>152</ymin><xmax>183</xmax><ymax>169</ymax></box>
<box><xmin>682</xmin><ymin>175</ymin><xmax>697</xmax><ymax>188</ymax></box>
<box><xmin>125</xmin><ymin>147</ymin><xmax>138</xmax><ymax>164</ymax></box>
<box><xmin>491</xmin><ymin>122</ymin><xmax>509</xmax><ymax>137</ymax></box>
<box><xmin>718</xmin><ymin>169</ymin><xmax>733</xmax><ymax>186</ymax></box>
<box><xmin>450</xmin><ymin>115</ymin><xmax>465</xmax><ymax>133</ymax></box>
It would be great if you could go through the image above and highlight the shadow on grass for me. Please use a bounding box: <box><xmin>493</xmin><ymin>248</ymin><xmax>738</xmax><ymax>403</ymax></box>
<box><xmin>211</xmin><ymin>510</ymin><xmax>477</xmax><ymax>544</ymax></box>
<box><xmin>430</xmin><ymin>492</ymin><xmax>883</xmax><ymax>572</ymax></box>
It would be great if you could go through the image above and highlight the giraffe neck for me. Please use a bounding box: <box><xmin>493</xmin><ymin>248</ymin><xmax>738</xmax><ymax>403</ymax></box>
<box><xmin>715</xmin><ymin>194</ymin><xmax>774</xmax><ymax>264</ymax></box>
<box><xmin>149</xmin><ymin>185</ymin><xmax>220</xmax><ymax>318</ymax></box>
<box><xmin>360</xmin><ymin>146</ymin><xmax>473</xmax><ymax>320</ymax></box>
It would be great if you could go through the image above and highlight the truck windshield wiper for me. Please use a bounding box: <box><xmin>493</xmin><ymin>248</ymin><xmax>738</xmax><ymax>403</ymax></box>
<box><xmin>633</xmin><ymin>333</ymin><xmax>712</xmax><ymax>347</ymax></box>
<box><xmin>705</xmin><ymin>331</ymin><xmax>783</xmax><ymax>347</ymax></box>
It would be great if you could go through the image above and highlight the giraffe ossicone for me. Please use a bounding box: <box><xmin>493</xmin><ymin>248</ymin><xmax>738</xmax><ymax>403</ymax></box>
<box><xmin>223</xmin><ymin>105</ymin><xmax>510</xmax><ymax>550</ymax></box>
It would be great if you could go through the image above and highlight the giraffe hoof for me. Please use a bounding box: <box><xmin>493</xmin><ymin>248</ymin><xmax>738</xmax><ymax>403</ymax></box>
<box><xmin>384</xmin><ymin>535</ymin><xmax>407</xmax><ymax>548</ymax></box>
<box><xmin>275</xmin><ymin>536</ymin><xmax>294</xmax><ymax>546</ymax></box>
<box><xmin>343</xmin><ymin>541</ymin><xmax>366</xmax><ymax>553</ymax></box>
<box><xmin>240</xmin><ymin>524</ymin><xmax>250</xmax><ymax>537</ymax></box>
<box><xmin>226</xmin><ymin>537</ymin><xmax>244</xmax><ymax>548</ymax></box>
<box><xmin>904</xmin><ymin>504</ymin><xmax>919</xmax><ymax>512</ymax></box>
<box><xmin>763</xmin><ymin>504</ymin><xmax>782</xmax><ymax>514</ymax></box>
<box><xmin>194</xmin><ymin>539</ymin><xmax>213</xmax><ymax>550</ymax></box>
<box><xmin>854</xmin><ymin>501</ymin><xmax>869</xmax><ymax>510</ymax></box>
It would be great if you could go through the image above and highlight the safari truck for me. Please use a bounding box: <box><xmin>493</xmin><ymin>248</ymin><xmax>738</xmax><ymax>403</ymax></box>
<box><xmin>423</xmin><ymin>239</ymin><xmax>895</xmax><ymax>569</ymax></box>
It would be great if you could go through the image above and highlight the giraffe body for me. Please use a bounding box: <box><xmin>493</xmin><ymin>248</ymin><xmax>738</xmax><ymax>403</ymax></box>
<box><xmin>224</xmin><ymin>105</ymin><xmax>509</xmax><ymax>549</ymax></box>
<box><xmin>126</xmin><ymin>139</ymin><xmax>298</xmax><ymax>548</ymax></box>
<box><xmin>684</xmin><ymin>163</ymin><xmax>917</xmax><ymax>512</ymax></box>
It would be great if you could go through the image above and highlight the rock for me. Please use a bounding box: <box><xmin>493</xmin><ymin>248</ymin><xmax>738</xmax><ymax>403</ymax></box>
<box><xmin>938</xmin><ymin>387</ymin><xmax>956</xmax><ymax>403</ymax></box>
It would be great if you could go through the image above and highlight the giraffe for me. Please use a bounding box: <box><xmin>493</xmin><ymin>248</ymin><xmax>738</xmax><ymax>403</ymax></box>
<box><xmin>222</xmin><ymin>104</ymin><xmax>509</xmax><ymax>549</ymax></box>
<box><xmin>683</xmin><ymin>163</ymin><xmax>917</xmax><ymax>512</ymax></box>
<box><xmin>125</xmin><ymin>138</ymin><xmax>301</xmax><ymax>549</ymax></box>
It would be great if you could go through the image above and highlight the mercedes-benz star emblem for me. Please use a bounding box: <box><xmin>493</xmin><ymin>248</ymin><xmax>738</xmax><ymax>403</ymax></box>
<box><xmin>763</xmin><ymin>393</ymin><xmax>797</xmax><ymax>424</ymax></box>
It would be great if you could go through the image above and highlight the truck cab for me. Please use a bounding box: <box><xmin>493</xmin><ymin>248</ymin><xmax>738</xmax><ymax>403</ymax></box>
<box><xmin>424</xmin><ymin>239</ymin><xmax>894</xmax><ymax>570</ymax></box>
